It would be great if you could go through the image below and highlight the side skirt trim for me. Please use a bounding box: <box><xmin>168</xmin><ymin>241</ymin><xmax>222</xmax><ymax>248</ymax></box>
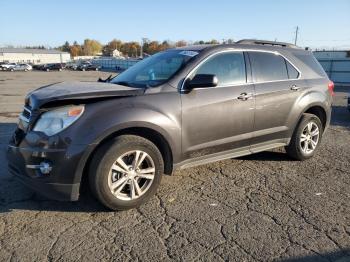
<box><xmin>174</xmin><ymin>141</ymin><xmax>287</xmax><ymax>170</ymax></box>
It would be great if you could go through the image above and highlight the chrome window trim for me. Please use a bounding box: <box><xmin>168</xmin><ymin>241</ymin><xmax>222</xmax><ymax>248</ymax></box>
<box><xmin>19</xmin><ymin>114</ymin><xmax>30</xmax><ymax>123</ymax></box>
<box><xmin>19</xmin><ymin>106</ymin><xmax>31</xmax><ymax>123</ymax></box>
<box><xmin>180</xmin><ymin>48</ymin><xmax>302</xmax><ymax>91</ymax></box>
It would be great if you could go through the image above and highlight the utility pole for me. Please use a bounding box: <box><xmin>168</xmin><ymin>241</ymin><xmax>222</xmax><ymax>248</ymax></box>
<box><xmin>141</xmin><ymin>37</ymin><xmax>148</xmax><ymax>59</ymax></box>
<box><xmin>294</xmin><ymin>26</ymin><xmax>299</xmax><ymax>45</ymax></box>
<box><xmin>140</xmin><ymin>38</ymin><xmax>143</xmax><ymax>59</ymax></box>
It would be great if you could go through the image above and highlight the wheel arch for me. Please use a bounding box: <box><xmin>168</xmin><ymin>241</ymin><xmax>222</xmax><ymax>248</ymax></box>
<box><xmin>76</xmin><ymin>125</ymin><xmax>175</xmax><ymax>192</ymax></box>
<box><xmin>303</xmin><ymin>105</ymin><xmax>328</xmax><ymax>130</ymax></box>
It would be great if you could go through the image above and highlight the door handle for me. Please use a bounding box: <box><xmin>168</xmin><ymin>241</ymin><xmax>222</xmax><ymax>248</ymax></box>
<box><xmin>237</xmin><ymin>93</ymin><xmax>254</xmax><ymax>101</ymax></box>
<box><xmin>290</xmin><ymin>85</ymin><xmax>300</xmax><ymax>91</ymax></box>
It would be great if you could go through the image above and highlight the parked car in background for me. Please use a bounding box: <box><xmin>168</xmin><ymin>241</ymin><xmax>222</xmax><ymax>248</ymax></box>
<box><xmin>9</xmin><ymin>63</ymin><xmax>32</xmax><ymax>72</ymax></box>
<box><xmin>65</xmin><ymin>62</ymin><xmax>79</xmax><ymax>70</ymax></box>
<box><xmin>32</xmin><ymin>64</ymin><xmax>45</xmax><ymax>70</ymax></box>
<box><xmin>42</xmin><ymin>63</ymin><xmax>64</xmax><ymax>72</ymax></box>
<box><xmin>77</xmin><ymin>62</ymin><xmax>101</xmax><ymax>71</ymax></box>
<box><xmin>1</xmin><ymin>63</ymin><xmax>17</xmax><ymax>71</ymax></box>
<box><xmin>7</xmin><ymin>40</ymin><xmax>333</xmax><ymax>211</ymax></box>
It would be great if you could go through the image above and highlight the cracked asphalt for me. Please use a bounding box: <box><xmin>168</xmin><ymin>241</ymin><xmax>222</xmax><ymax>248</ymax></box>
<box><xmin>0</xmin><ymin>71</ymin><xmax>349</xmax><ymax>262</ymax></box>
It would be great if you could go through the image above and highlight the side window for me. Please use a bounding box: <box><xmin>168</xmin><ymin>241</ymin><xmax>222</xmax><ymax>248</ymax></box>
<box><xmin>249</xmin><ymin>52</ymin><xmax>288</xmax><ymax>82</ymax></box>
<box><xmin>285</xmin><ymin>60</ymin><xmax>299</xmax><ymax>79</ymax></box>
<box><xmin>193</xmin><ymin>52</ymin><xmax>246</xmax><ymax>86</ymax></box>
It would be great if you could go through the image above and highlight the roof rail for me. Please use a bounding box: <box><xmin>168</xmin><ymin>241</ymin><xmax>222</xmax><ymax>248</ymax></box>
<box><xmin>236</xmin><ymin>39</ymin><xmax>299</xmax><ymax>49</ymax></box>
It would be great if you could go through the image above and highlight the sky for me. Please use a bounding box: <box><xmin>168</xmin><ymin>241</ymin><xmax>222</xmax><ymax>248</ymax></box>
<box><xmin>1</xmin><ymin>0</ymin><xmax>350</xmax><ymax>49</ymax></box>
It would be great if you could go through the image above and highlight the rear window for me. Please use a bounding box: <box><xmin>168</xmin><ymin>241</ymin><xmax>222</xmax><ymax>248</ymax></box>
<box><xmin>294</xmin><ymin>53</ymin><xmax>327</xmax><ymax>77</ymax></box>
<box><xmin>249</xmin><ymin>52</ymin><xmax>288</xmax><ymax>82</ymax></box>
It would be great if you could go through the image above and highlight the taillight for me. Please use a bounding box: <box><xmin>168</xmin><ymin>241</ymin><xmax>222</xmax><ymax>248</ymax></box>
<box><xmin>328</xmin><ymin>81</ymin><xmax>334</xmax><ymax>96</ymax></box>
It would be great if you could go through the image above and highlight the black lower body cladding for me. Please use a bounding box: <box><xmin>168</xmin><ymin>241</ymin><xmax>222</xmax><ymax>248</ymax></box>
<box><xmin>6</xmin><ymin>140</ymin><xmax>93</xmax><ymax>201</ymax></box>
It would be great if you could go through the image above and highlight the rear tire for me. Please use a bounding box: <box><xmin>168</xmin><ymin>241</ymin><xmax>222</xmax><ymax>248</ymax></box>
<box><xmin>286</xmin><ymin>113</ymin><xmax>323</xmax><ymax>161</ymax></box>
<box><xmin>89</xmin><ymin>135</ymin><xmax>164</xmax><ymax>211</ymax></box>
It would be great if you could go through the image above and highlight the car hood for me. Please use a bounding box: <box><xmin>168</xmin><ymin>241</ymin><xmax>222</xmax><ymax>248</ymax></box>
<box><xmin>27</xmin><ymin>81</ymin><xmax>145</xmax><ymax>108</ymax></box>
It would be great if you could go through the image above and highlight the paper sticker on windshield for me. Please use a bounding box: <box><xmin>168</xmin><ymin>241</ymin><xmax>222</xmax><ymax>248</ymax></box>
<box><xmin>179</xmin><ymin>51</ymin><xmax>199</xmax><ymax>57</ymax></box>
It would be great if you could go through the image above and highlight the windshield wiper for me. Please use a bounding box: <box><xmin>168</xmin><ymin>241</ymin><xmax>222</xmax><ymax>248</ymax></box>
<box><xmin>113</xmin><ymin>81</ymin><xmax>133</xmax><ymax>87</ymax></box>
<box><xmin>98</xmin><ymin>74</ymin><xmax>113</xmax><ymax>83</ymax></box>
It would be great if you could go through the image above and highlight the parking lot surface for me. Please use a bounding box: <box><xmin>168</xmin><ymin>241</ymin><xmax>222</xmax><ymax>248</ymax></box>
<box><xmin>0</xmin><ymin>71</ymin><xmax>349</xmax><ymax>262</ymax></box>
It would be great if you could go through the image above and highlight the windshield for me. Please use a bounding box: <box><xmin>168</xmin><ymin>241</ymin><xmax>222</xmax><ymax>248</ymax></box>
<box><xmin>111</xmin><ymin>50</ymin><xmax>199</xmax><ymax>88</ymax></box>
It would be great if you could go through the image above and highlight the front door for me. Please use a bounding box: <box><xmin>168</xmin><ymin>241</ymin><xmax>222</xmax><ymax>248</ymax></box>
<box><xmin>181</xmin><ymin>51</ymin><xmax>255</xmax><ymax>160</ymax></box>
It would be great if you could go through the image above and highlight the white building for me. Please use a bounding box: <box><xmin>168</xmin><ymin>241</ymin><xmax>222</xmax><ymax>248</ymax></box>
<box><xmin>112</xmin><ymin>49</ymin><xmax>123</xmax><ymax>58</ymax></box>
<box><xmin>0</xmin><ymin>48</ymin><xmax>71</xmax><ymax>64</ymax></box>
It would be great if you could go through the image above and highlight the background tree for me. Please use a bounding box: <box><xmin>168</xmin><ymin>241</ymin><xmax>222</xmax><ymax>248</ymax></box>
<box><xmin>160</xmin><ymin>40</ymin><xmax>171</xmax><ymax>51</ymax></box>
<box><xmin>194</xmin><ymin>40</ymin><xmax>205</xmax><ymax>45</ymax></box>
<box><xmin>61</xmin><ymin>41</ymin><xmax>70</xmax><ymax>52</ymax></box>
<box><xmin>206</xmin><ymin>39</ymin><xmax>219</xmax><ymax>44</ymax></box>
<box><xmin>175</xmin><ymin>40</ymin><xmax>187</xmax><ymax>47</ymax></box>
<box><xmin>103</xmin><ymin>39</ymin><xmax>123</xmax><ymax>56</ymax></box>
<box><xmin>56</xmin><ymin>38</ymin><xmax>227</xmax><ymax>58</ymax></box>
<box><xmin>120</xmin><ymin>42</ymin><xmax>141</xmax><ymax>57</ymax></box>
<box><xmin>146</xmin><ymin>41</ymin><xmax>161</xmax><ymax>54</ymax></box>
<box><xmin>69</xmin><ymin>44</ymin><xmax>83</xmax><ymax>57</ymax></box>
<box><xmin>83</xmin><ymin>39</ymin><xmax>102</xmax><ymax>55</ymax></box>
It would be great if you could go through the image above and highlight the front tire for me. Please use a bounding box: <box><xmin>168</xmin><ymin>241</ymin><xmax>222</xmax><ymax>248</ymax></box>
<box><xmin>286</xmin><ymin>113</ymin><xmax>323</xmax><ymax>160</ymax></box>
<box><xmin>89</xmin><ymin>135</ymin><xmax>164</xmax><ymax>211</ymax></box>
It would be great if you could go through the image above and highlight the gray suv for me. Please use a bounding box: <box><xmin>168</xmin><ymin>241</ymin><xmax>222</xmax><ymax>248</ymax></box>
<box><xmin>7</xmin><ymin>40</ymin><xmax>333</xmax><ymax>210</ymax></box>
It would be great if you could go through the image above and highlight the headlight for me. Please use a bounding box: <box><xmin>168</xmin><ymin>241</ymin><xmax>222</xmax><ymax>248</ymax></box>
<box><xmin>33</xmin><ymin>105</ymin><xmax>84</xmax><ymax>136</ymax></box>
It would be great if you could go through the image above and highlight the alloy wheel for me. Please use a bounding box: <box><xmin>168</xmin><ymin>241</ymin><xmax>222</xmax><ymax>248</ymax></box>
<box><xmin>108</xmin><ymin>150</ymin><xmax>155</xmax><ymax>201</ymax></box>
<box><xmin>300</xmin><ymin>121</ymin><xmax>319</xmax><ymax>154</ymax></box>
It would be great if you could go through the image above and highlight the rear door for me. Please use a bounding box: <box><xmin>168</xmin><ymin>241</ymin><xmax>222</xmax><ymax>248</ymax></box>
<box><xmin>181</xmin><ymin>51</ymin><xmax>255</xmax><ymax>159</ymax></box>
<box><xmin>248</xmin><ymin>51</ymin><xmax>305</xmax><ymax>148</ymax></box>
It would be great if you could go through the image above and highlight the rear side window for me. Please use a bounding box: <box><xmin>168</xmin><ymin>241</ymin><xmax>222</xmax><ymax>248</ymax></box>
<box><xmin>294</xmin><ymin>53</ymin><xmax>327</xmax><ymax>77</ymax></box>
<box><xmin>194</xmin><ymin>52</ymin><xmax>246</xmax><ymax>86</ymax></box>
<box><xmin>249</xmin><ymin>52</ymin><xmax>288</xmax><ymax>82</ymax></box>
<box><xmin>286</xmin><ymin>61</ymin><xmax>300</xmax><ymax>79</ymax></box>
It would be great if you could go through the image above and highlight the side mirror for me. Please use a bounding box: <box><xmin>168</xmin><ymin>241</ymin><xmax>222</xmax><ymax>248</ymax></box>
<box><xmin>184</xmin><ymin>74</ymin><xmax>218</xmax><ymax>91</ymax></box>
